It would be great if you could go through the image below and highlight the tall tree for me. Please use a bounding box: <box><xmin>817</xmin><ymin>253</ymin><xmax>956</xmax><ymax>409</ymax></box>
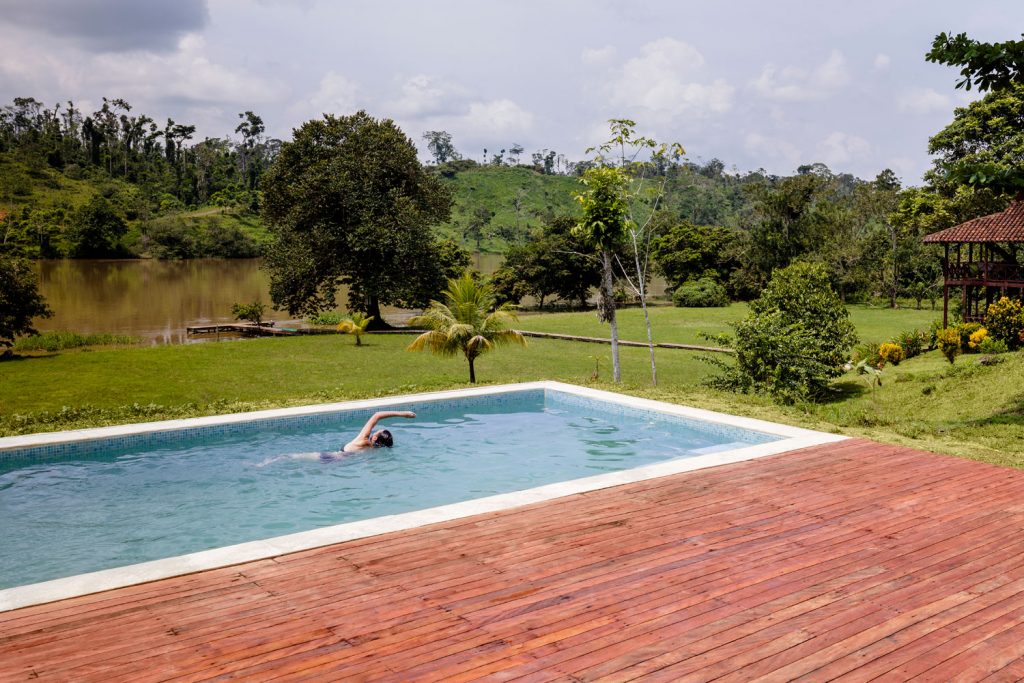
<box><xmin>262</xmin><ymin>111</ymin><xmax>454</xmax><ymax>327</ymax></box>
<box><xmin>422</xmin><ymin>130</ymin><xmax>460</xmax><ymax>165</ymax></box>
<box><xmin>574</xmin><ymin>165</ymin><xmax>630</xmax><ymax>383</ymax></box>
<box><xmin>585</xmin><ymin>119</ymin><xmax>684</xmax><ymax>386</ymax></box>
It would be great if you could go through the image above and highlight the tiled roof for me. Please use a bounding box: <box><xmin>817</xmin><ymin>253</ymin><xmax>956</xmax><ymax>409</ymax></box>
<box><xmin>923</xmin><ymin>200</ymin><xmax>1024</xmax><ymax>243</ymax></box>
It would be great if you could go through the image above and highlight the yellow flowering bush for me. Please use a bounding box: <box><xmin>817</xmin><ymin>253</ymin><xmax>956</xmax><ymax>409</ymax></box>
<box><xmin>878</xmin><ymin>342</ymin><xmax>905</xmax><ymax>365</ymax></box>
<box><xmin>985</xmin><ymin>296</ymin><xmax>1024</xmax><ymax>349</ymax></box>
<box><xmin>937</xmin><ymin>327</ymin><xmax>961</xmax><ymax>364</ymax></box>
<box><xmin>968</xmin><ymin>327</ymin><xmax>989</xmax><ymax>350</ymax></box>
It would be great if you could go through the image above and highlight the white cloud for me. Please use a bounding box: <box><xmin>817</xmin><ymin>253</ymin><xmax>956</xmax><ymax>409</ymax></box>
<box><xmin>817</xmin><ymin>131</ymin><xmax>871</xmax><ymax>166</ymax></box>
<box><xmin>459</xmin><ymin>99</ymin><xmax>534</xmax><ymax>136</ymax></box>
<box><xmin>744</xmin><ymin>132</ymin><xmax>802</xmax><ymax>170</ymax></box>
<box><xmin>874</xmin><ymin>53</ymin><xmax>891</xmax><ymax>70</ymax></box>
<box><xmin>604</xmin><ymin>38</ymin><xmax>734</xmax><ymax>121</ymax></box>
<box><xmin>897</xmin><ymin>87</ymin><xmax>951</xmax><ymax>114</ymax></box>
<box><xmin>303</xmin><ymin>71</ymin><xmax>361</xmax><ymax>116</ymax></box>
<box><xmin>581</xmin><ymin>45</ymin><xmax>616</xmax><ymax>66</ymax></box>
<box><xmin>388</xmin><ymin>74</ymin><xmax>467</xmax><ymax>118</ymax></box>
<box><xmin>751</xmin><ymin>50</ymin><xmax>850</xmax><ymax>101</ymax></box>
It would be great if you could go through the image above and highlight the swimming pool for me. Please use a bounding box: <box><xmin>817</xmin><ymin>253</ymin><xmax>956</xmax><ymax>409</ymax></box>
<box><xmin>0</xmin><ymin>382</ymin><xmax>846</xmax><ymax>609</ymax></box>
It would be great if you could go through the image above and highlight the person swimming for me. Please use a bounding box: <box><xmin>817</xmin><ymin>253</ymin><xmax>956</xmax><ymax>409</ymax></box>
<box><xmin>342</xmin><ymin>410</ymin><xmax>416</xmax><ymax>452</ymax></box>
<box><xmin>255</xmin><ymin>410</ymin><xmax>416</xmax><ymax>466</ymax></box>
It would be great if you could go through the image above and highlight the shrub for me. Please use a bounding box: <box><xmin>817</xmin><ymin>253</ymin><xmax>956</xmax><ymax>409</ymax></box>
<box><xmin>672</xmin><ymin>277</ymin><xmax>729</xmax><ymax>308</ymax></box>
<box><xmin>936</xmin><ymin>327</ymin><xmax>961</xmax><ymax>364</ymax></box>
<box><xmin>705</xmin><ymin>262</ymin><xmax>857</xmax><ymax>403</ymax></box>
<box><xmin>968</xmin><ymin>327</ymin><xmax>989</xmax><ymax>350</ymax></box>
<box><xmin>979</xmin><ymin>336</ymin><xmax>1009</xmax><ymax>354</ymax></box>
<box><xmin>852</xmin><ymin>342</ymin><xmax>882</xmax><ymax>367</ymax></box>
<box><xmin>878</xmin><ymin>342</ymin><xmax>905</xmax><ymax>366</ymax></box>
<box><xmin>13</xmin><ymin>331</ymin><xmax>139</xmax><ymax>352</ymax></box>
<box><xmin>927</xmin><ymin>319</ymin><xmax>944</xmax><ymax>350</ymax></box>
<box><xmin>231</xmin><ymin>301</ymin><xmax>266</xmax><ymax>328</ymax></box>
<box><xmin>308</xmin><ymin>311</ymin><xmax>344</xmax><ymax>326</ymax></box>
<box><xmin>985</xmin><ymin>296</ymin><xmax>1024</xmax><ymax>350</ymax></box>
<box><xmin>957</xmin><ymin>322</ymin><xmax>984</xmax><ymax>352</ymax></box>
<box><xmin>894</xmin><ymin>329</ymin><xmax>927</xmax><ymax>359</ymax></box>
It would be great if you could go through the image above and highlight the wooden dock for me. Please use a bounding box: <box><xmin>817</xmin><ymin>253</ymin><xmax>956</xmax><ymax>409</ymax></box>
<box><xmin>5</xmin><ymin>438</ymin><xmax>1024</xmax><ymax>680</ymax></box>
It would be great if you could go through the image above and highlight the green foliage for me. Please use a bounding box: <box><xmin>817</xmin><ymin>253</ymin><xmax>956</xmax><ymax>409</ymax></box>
<box><xmin>0</xmin><ymin>255</ymin><xmax>52</xmax><ymax>348</ymax></box>
<box><xmin>937</xmin><ymin>327</ymin><xmax>962</xmax><ymax>364</ymax></box>
<box><xmin>927</xmin><ymin>84</ymin><xmax>1024</xmax><ymax>195</ymax></box>
<box><xmin>144</xmin><ymin>215</ymin><xmax>260</xmax><ymax>259</ymax></box>
<box><xmin>927</xmin><ymin>31</ymin><xmax>1024</xmax><ymax>92</ymax></box>
<box><xmin>985</xmin><ymin>296</ymin><xmax>1024</xmax><ymax>349</ymax></box>
<box><xmin>261</xmin><ymin>111</ymin><xmax>455</xmax><ymax>325</ymax></box>
<box><xmin>705</xmin><ymin>262</ymin><xmax>858</xmax><ymax>403</ymax></box>
<box><xmin>893</xmin><ymin>329</ymin><xmax>928</xmax><ymax>359</ymax></box>
<box><xmin>650</xmin><ymin>217</ymin><xmax>739</xmax><ymax>291</ymax></box>
<box><xmin>67</xmin><ymin>195</ymin><xmax>128</xmax><ymax>257</ymax></box>
<box><xmin>337</xmin><ymin>312</ymin><xmax>373</xmax><ymax>346</ymax></box>
<box><xmin>308</xmin><ymin>311</ymin><xmax>344</xmax><ymax>326</ymax></box>
<box><xmin>231</xmin><ymin>300</ymin><xmax>266</xmax><ymax>327</ymax></box>
<box><xmin>407</xmin><ymin>274</ymin><xmax>526</xmax><ymax>383</ymax></box>
<box><xmin>672</xmin><ymin>278</ymin><xmax>729</xmax><ymax>308</ymax></box>
<box><xmin>979</xmin><ymin>336</ymin><xmax>1009</xmax><ymax>354</ymax></box>
<box><xmin>490</xmin><ymin>216</ymin><xmax>600</xmax><ymax>309</ymax></box>
<box><xmin>574</xmin><ymin>166</ymin><xmax>631</xmax><ymax>251</ymax></box>
<box><xmin>13</xmin><ymin>330</ymin><xmax>138</xmax><ymax>352</ymax></box>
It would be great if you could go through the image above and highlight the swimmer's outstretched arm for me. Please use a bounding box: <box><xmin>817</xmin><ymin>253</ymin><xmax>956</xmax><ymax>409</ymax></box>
<box><xmin>354</xmin><ymin>411</ymin><xmax>416</xmax><ymax>441</ymax></box>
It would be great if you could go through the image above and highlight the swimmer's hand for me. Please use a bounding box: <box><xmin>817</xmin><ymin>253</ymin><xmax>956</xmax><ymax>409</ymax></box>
<box><xmin>401</xmin><ymin>411</ymin><xmax>416</xmax><ymax>418</ymax></box>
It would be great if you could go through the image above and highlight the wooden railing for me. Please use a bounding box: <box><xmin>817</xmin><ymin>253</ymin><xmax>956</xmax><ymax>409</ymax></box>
<box><xmin>945</xmin><ymin>261</ymin><xmax>1024</xmax><ymax>283</ymax></box>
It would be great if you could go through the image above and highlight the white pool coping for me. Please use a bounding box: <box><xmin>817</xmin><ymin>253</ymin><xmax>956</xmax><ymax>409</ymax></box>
<box><xmin>0</xmin><ymin>381</ymin><xmax>847</xmax><ymax>613</ymax></box>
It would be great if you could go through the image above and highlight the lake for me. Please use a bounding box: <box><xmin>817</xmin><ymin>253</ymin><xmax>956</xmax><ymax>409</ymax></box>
<box><xmin>32</xmin><ymin>255</ymin><xmax>504</xmax><ymax>345</ymax></box>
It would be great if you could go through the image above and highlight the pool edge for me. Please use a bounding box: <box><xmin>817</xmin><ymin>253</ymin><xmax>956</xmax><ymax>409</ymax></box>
<box><xmin>0</xmin><ymin>381</ymin><xmax>848</xmax><ymax>613</ymax></box>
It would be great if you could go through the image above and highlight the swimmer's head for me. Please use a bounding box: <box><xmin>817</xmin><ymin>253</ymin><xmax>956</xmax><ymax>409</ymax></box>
<box><xmin>371</xmin><ymin>429</ymin><xmax>393</xmax><ymax>448</ymax></box>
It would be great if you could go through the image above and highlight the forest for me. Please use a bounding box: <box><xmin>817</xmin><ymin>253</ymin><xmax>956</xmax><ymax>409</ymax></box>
<box><xmin>2</xmin><ymin>81</ymin><xmax>1022</xmax><ymax>311</ymax></box>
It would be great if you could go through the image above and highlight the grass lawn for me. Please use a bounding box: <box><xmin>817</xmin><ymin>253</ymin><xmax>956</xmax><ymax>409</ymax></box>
<box><xmin>3</xmin><ymin>315</ymin><xmax>1024</xmax><ymax>469</ymax></box>
<box><xmin>516</xmin><ymin>303</ymin><xmax>942</xmax><ymax>347</ymax></box>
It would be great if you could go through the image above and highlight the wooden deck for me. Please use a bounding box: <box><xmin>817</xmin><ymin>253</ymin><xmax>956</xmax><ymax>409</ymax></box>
<box><xmin>5</xmin><ymin>439</ymin><xmax>1024</xmax><ymax>681</ymax></box>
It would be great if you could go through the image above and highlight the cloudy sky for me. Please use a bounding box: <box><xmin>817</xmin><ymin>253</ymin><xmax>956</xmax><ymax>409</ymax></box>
<box><xmin>0</xmin><ymin>0</ymin><xmax>1020</xmax><ymax>184</ymax></box>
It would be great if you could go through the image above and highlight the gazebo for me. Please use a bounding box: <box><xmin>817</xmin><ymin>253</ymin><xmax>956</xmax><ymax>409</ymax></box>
<box><xmin>923</xmin><ymin>198</ymin><xmax>1024</xmax><ymax>327</ymax></box>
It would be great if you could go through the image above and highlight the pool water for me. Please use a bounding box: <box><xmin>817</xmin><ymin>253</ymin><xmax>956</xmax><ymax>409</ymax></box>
<box><xmin>0</xmin><ymin>390</ymin><xmax>777</xmax><ymax>589</ymax></box>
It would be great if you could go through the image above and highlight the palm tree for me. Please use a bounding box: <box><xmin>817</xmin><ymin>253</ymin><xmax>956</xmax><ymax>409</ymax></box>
<box><xmin>337</xmin><ymin>312</ymin><xmax>373</xmax><ymax>346</ymax></box>
<box><xmin>406</xmin><ymin>274</ymin><xmax>526</xmax><ymax>383</ymax></box>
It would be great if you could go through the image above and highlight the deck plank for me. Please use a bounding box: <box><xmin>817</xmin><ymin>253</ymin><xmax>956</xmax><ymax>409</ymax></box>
<box><xmin>4</xmin><ymin>438</ymin><xmax>1024</xmax><ymax>681</ymax></box>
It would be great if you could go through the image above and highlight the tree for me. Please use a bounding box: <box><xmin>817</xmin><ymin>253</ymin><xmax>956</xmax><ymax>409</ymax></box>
<box><xmin>707</xmin><ymin>262</ymin><xmax>857</xmax><ymax>403</ymax></box>
<box><xmin>406</xmin><ymin>274</ymin><xmax>526</xmax><ymax>383</ymax></box>
<box><xmin>491</xmin><ymin>216</ymin><xmax>600</xmax><ymax>309</ymax></box>
<box><xmin>67</xmin><ymin>196</ymin><xmax>127</xmax><ymax>257</ymax></box>
<box><xmin>583</xmin><ymin>118</ymin><xmax>685</xmax><ymax>386</ymax></box>
<box><xmin>337</xmin><ymin>311</ymin><xmax>373</xmax><ymax>346</ymax></box>
<box><xmin>0</xmin><ymin>255</ymin><xmax>52</xmax><ymax>350</ymax></box>
<box><xmin>927</xmin><ymin>32</ymin><xmax>1024</xmax><ymax>92</ymax></box>
<box><xmin>574</xmin><ymin>165</ymin><xmax>630</xmax><ymax>382</ymax></box>
<box><xmin>650</xmin><ymin>216</ymin><xmax>739</xmax><ymax>291</ymax></box>
<box><xmin>261</xmin><ymin>112</ymin><xmax>454</xmax><ymax>328</ymax></box>
<box><xmin>231</xmin><ymin>300</ymin><xmax>266</xmax><ymax>332</ymax></box>
<box><xmin>926</xmin><ymin>83</ymin><xmax>1024</xmax><ymax>196</ymax></box>
<box><xmin>422</xmin><ymin>130</ymin><xmax>460</xmax><ymax>165</ymax></box>
<box><xmin>508</xmin><ymin>143</ymin><xmax>524</xmax><ymax>165</ymax></box>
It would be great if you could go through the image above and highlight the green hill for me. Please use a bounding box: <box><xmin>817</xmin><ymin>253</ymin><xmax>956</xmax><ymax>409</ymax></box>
<box><xmin>435</xmin><ymin>166</ymin><xmax>581</xmax><ymax>252</ymax></box>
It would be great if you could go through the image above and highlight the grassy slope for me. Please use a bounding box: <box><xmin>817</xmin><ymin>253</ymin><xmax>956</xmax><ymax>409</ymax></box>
<box><xmin>5</xmin><ymin>305</ymin><xmax>1022</xmax><ymax>470</ymax></box>
<box><xmin>435</xmin><ymin>166</ymin><xmax>580</xmax><ymax>251</ymax></box>
<box><xmin>516</xmin><ymin>304</ymin><xmax>942</xmax><ymax>346</ymax></box>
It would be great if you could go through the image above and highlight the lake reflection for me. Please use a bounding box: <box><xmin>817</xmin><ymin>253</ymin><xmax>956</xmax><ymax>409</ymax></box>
<box><xmin>34</xmin><ymin>256</ymin><xmax>503</xmax><ymax>345</ymax></box>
